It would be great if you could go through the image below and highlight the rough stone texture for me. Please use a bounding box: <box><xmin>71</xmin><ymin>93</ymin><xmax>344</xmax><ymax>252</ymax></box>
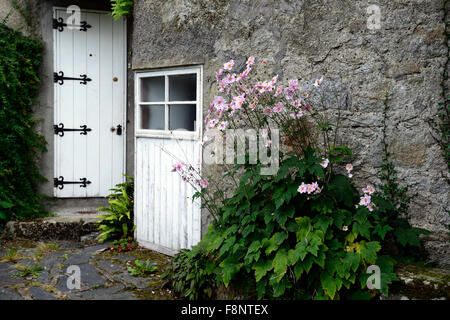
<box><xmin>132</xmin><ymin>0</ymin><xmax>450</xmax><ymax>267</ymax></box>
<box><xmin>6</xmin><ymin>220</ymin><xmax>98</xmax><ymax>241</ymax></box>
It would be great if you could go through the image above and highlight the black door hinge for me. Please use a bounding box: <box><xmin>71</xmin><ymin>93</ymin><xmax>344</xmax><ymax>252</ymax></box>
<box><xmin>54</xmin><ymin>71</ymin><xmax>91</xmax><ymax>85</ymax></box>
<box><xmin>54</xmin><ymin>123</ymin><xmax>92</xmax><ymax>137</ymax></box>
<box><xmin>53</xmin><ymin>18</ymin><xmax>92</xmax><ymax>32</ymax></box>
<box><xmin>54</xmin><ymin>176</ymin><xmax>91</xmax><ymax>189</ymax></box>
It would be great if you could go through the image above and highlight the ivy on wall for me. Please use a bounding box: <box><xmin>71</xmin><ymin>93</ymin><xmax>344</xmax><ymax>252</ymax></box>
<box><xmin>110</xmin><ymin>0</ymin><xmax>133</xmax><ymax>20</ymax></box>
<box><xmin>0</xmin><ymin>24</ymin><xmax>47</xmax><ymax>223</ymax></box>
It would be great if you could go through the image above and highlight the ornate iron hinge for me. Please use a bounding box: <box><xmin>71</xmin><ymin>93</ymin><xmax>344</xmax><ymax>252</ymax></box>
<box><xmin>54</xmin><ymin>71</ymin><xmax>91</xmax><ymax>85</ymax></box>
<box><xmin>53</xmin><ymin>18</ymin><xmax>92</xmax><ymax>32</ymax></box>
<box><xmin>54</xmin><ymin>123</ymin><xmax>92</xmax><ymax>137</ymax></box>
<box><xmin>54</xmin><ymin>176</ymin><xmax>91</xmax><ymax>190</ymax></box>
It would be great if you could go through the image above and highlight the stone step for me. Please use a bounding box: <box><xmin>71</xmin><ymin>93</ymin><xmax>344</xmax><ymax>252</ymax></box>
<box><xmin>6</xmin><ymin>217</ymin><xmax>99</xmax><ymax>241</ymax></box>
<box><xmin>6</xmin><ymin>198</ymin><xmax>109</xmax><ymax>241</ymax></box>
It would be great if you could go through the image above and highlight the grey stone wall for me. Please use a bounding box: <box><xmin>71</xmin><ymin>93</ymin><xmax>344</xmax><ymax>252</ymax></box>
<box><xmin>132</xmin><ymin>0</ymin><xmax>450</xmax><ymax>266</ymax></box>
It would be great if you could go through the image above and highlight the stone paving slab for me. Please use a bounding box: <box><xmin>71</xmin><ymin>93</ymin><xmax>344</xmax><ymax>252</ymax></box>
<box><xmin>0</xmin><ymin>239</ymin><xmax>174</xmax><ymax>300</ymax></box>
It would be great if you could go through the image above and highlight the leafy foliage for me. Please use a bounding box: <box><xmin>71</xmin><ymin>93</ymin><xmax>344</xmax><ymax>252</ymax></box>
<box><xmin>0</xmin><ymin>24</ymin><xmax>47</xmax><ymax>224</ymax></box>
<box><xmin>166</xmin><ymin>58</ymin><xmax>426</xmax><ymax>300</ymax></box>
<box><xmin>110</xmin><ymin>0</ymin><xmax>133</xmax><ymax>20</ymax></box>
<box><xmin>162</xmin><ymin>248</ymin><xmax>216</xmax><ymax>300</ymax></box>
<box><xmin>167</xmin><ymin>149</ymin><xmax>418</xmax><ymax>299</ymax></box>
<box><xmin>96</xmin><ymin>175</ymin><xmax>135</xmax><ymax>242</ymax></box>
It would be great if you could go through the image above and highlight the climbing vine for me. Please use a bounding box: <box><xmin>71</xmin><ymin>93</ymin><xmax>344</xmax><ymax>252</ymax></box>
<box><xmin>440</xmin><ymin>0</ymin><xmax>450</xmax><ymax>170</ymax></box>
<box><xmin>0</xmin><ymin>24</ymin><xmax>47</xmax><ymax>223</ymax></box>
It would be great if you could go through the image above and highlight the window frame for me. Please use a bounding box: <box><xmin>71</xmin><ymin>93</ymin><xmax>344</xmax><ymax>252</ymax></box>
<box><xmin>134</xmin><ymin>66</ymin><xmax>202</xmax><ymax>140</ymax></box>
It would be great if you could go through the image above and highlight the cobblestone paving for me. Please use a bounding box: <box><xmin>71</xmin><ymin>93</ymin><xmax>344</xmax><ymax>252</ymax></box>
<box><xmin>0</xmin><ymin>239</ymin><xmax>175</xmax><ymax>300</ymax></box>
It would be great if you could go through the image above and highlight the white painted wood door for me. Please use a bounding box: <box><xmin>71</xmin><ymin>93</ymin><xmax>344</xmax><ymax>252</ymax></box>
<box><xmin>134</xmin><ymin>67</ymin><xmax>203</xmax><ymax>255</ymax></box>
<box><xmin>53</xmin><ymin>8</ymin><xmax>126</xmax><ymax>197</ymax></box>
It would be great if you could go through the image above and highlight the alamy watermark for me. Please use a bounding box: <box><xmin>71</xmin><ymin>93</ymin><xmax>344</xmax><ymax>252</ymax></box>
<box><xmin>202</xmin><ymin>128</ymin><xmax>280</xmax><ymax>175</ymax></box>
<box><xmin>66</xmin><ymin>265</ymin><xmax>81</xmax><ymax>290</ymax></box>
<box><xmin>366</xmin><ymin>265</ymin><xmax>381</xmax><ymax>290</ymax></box>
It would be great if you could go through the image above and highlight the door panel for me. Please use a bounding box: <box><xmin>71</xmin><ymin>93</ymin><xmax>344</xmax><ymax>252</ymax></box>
<box><xmin>53</xmin><ymin>8</ymin><xmax>126</xmax><ymax>197</ymax></box>
<box><xmin>135</xmin><ymin>138</ymin><xmax>202</xmax><ymax>255</ymax></box>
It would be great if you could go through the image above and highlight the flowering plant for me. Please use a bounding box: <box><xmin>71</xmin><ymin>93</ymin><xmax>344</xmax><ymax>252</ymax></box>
<box><xmin>168</xmin><ymin>58</ymin><xmax>425</xmax><ymax>300</ymax></box>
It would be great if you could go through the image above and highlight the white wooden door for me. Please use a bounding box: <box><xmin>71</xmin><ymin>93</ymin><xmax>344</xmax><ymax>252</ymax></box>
<box><xmin>53</xmin><ymin>8</ymin><xmax>126</xmax><ymax>197</ymax></box>
<box><xmin>134</xmin><ymin>67</ymin><xmax>203</xmax><ymax>255</ymax></box>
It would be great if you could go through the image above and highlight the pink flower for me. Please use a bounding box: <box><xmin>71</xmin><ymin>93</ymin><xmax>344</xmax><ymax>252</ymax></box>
<box><xmin>265</xmin><ymin>140</ymin><xmax>272</xmax><ymax>148</ymax></box>
<box><xmin>171</xmin><ymin>162</ymin><xmax>184</xmax><ymax>172</ymax></box>
<box><xmin>292</xmin><ymin>99</ymin><xmax>301</xmax><ymax>108</ymax></box>
<box><xmin>295</xmin><ymin>111</ymin><xmax>303</xmax><ymax>118</ymax></box>
<box><xmin>320</xmin><ymin>158</ymin><xmax>329</xmax><ymax>168</ymax></box>
<box><xmin>275</xmin><ymin>86</ymin><xmax>283</xmax><ymax>97</ymax></box>
<box><xmin>311</xmin><ymin>182</ymin><xmax>319</xmax><ymax>191</ymax></box>
<box><xmin>306</xmin><ymin>184</ymin><xmax>315</xmax><ymax>194</ymax></box>
<box><xmin>313</xmin><ymin>77</ymin><xmax>323</xmax><ymax>88</ymax></box>
<box><xmin>289</xmin><ymin>113</ymin><xmax>296</xmax><ymax>119</ymax></box>
<box><xmin>261</xmin><ymin>128</ymin><xmax>269</xmax><ymax>138</ymax></box>
<box><xmin>288</xmin><ymin>79</ymin><xmax>299</xmax><ymax>91</ymax></box>
<box><xmin>262</xmin><ymin>59</ymin><xmax>268</xmax><ymax>66</ymax></box>
<box><xmin>271</xmin><ymin>75</ymin><xmax>278</xmax><ymax>84</ymax></box>
<box><xmin>223</xmin><ymin>60</ymin><xmax>234</xmax><ymax>71</ymax></box>
<box><xmin>249</xmin><ymin>103</ymin><xmax>256</xmax><ymax>110</ymax></box>
<box><xmin>214</xmin><ymin>96</ymin><xmax>226</xmax><ymax>108</ymax></box>
<box><xmin>359</xmin><ymin>195</ymin><xmax>371</xmax><ymax>206</ymax></box>
<box><xmin>363</xmin><ymin>185</ymin><xmax>375</xmax><ymax>194</ymax></box>
<box><xmin>199</xmin><ymin>179</ymin><xmax>209</xmax><ymax>189</ymax></box>
<box><xmin>218</xmin><ymin>81</ymin><xmax>226</xmax><ymax>92</ymax></box>
<box><xmin>346</xmin><ymin>163</ymin><xmax>353</xmax><ymax>172</ymax></box>
<box><xmin>208</xmin><ymin>119</ymin><xmax>219</xmax><ymax>129</ymax></box>
<box><xmin>218</xmin><ymin>121</ymin><xmax>228</xmax><ymax>131</ymax></box>
<box><xmin>246</xmin><ymin>56</ymin><xmax>255</xmax><ymax>66</ymax></box>
<box><xmin>273</xmin><ymin>102</ymin><xmax>283</xmax><ymax>113</ymax></box>
<box><xmin>297</xmin><ymin>183</ymin><xmax>307</xmax><ymax>194</ymax></box>
<box><xmin>263</xmin><ymin>107</ymin><xmax>273</xmax><ymax>116</ymax></box>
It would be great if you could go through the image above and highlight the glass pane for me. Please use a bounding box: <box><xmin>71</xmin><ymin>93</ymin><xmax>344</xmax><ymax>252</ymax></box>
<box><xmin>169</xmin><ymin>104</ymin><xmax>196</xmax><ymax>131</ymax></box>
<box><xmin>140</xmin><ymin>76</ymin><xmax>165</xmax><ymax>102</ymax></box>
<box><xmin>140</xmin><ymin>105</ymin><xmax>165</xmax><ymax>130</ymax></box>
<box><xmin>169</xmin><ymin>74</ymin><xmax>196</xmax><ymax>101</ymax></box>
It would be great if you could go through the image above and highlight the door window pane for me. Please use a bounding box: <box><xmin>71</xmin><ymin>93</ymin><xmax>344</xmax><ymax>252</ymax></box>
<box><xmin>169</xmin><ymin>104</ymin><xmax>196</xmax><ymax>131</ymax></box>
<box><xmin>140</xmin><ymin>105</ymin><xmax>165</xmax><ymax>130</ymax></box>
<box><xmin>140</xmin><ymin>76</ymin><xmax>165</xmax><ymax>102</ymax></box>
<box><xmin>169</xmin><ymin>74</ymin><xmax>196</xmax><ymax>101</ymax></box>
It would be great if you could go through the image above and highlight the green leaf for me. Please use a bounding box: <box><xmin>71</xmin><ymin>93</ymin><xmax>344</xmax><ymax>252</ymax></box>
<box><xmin>314</xmin><ymin>216</ymin><xmax>333</xmax><ymax>233</ymax></box>
<box><xmin>272</xmin><ymin>248</ymin><xmax>289</xmax><ymax>281</ymax></box>
<box><xmin>219</xmin><ymin>256</ymin><xmax>241</xmax><ymax>287</ymax></box>
<box><xmin>294</xmin><ymin>241</ymin><xmax>308</xmax><ymax>261</ymax></box>
<box><xmin>294</xmin><ymin>263</ymin><xmax>304</xmax><ymax>280</ymax></box>
<box><xmin>359</xmin><ymin>241</ymin><xmax>381</xmax><ymax>264</ymax></box>
<box><xmin>253</xmin><ymin>259</ymin><xmax>273</xmax><ymax>282</ymax></box>
<box><xmin>247</xmin><ymin>240</ymin><xmax>261</xmax><ymax>254</ymax></box>
<box><xmin>264</xmin><ymin>232</ymin><xmax>288</xmax><ymax>255</ymax></box>
<box><xmin>320</xmin><ymin>272</ymin><xmax>337</xmax><ymax>299</ymax></box>
<box><xmin>394</xmin><ymin>227</ymin><xmax>421</xmax><ymax>247</ymax></box>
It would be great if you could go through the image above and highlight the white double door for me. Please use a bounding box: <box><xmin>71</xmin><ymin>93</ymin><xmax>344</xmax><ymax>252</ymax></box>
<box><xmin>53</xmin><ymin>8</ymin><xmax>126</xmax><ymax>197</ymax></box>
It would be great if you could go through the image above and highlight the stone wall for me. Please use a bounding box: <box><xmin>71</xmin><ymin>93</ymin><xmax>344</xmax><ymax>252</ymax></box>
<box><xmin>132</xmin><ymin>0</ymin><xmax>450</xmax><ymax>266</ymax></box>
